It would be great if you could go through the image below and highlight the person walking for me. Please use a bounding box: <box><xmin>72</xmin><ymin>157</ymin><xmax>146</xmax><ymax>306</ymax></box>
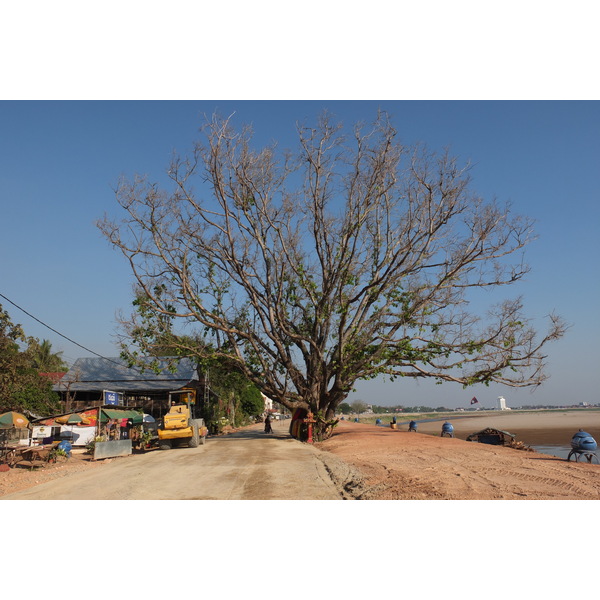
<box><xmin>264</xmin><ymin>414</ymin><xmax>273</xmax><ymax>434</ymax></box>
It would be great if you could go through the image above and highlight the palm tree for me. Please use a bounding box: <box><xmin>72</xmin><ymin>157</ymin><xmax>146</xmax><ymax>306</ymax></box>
<box><xmin>28</xmin><ymin>339</ymin><xmax>68</xmax><ymax>372</ymax></box>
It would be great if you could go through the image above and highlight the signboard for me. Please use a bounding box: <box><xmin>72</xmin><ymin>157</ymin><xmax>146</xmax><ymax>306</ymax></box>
<box><xmin>103</xmin><ymin>390</ymin><xmax>122</xmax><ymax>405</ymax></box>
<box><xmin>32</xmin><ymin>426</ymin><xmax>50</xmax><ymax>439</ymax></box>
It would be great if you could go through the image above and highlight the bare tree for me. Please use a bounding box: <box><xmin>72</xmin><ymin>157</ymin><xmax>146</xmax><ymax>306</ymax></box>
<box><xmin>56</xmin><ymin>367</ymin><xmax>81</xmax><ymax>414</ymax></box>
<box><xmin>98</xmin><ymin>112</ymin><xmax>566</xmax><ymax>439</ymax></box>
<box><xmin>350</xmin><ymin>401</ymin><xmax>368</xmax><ymax>415</ymax></box>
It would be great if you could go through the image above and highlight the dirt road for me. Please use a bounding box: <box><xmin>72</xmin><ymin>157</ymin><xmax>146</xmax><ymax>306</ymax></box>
<box><xmin>0</xmin><ymin>420</ymin><xmax>342</xmax><ymax>500</ymax></box>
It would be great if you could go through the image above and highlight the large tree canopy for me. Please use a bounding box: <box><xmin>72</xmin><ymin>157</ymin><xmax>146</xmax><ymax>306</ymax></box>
<box><xmin>98</xmin><ymin>112</ymin><xmax>565</xmax><ymax>437</ymax></box>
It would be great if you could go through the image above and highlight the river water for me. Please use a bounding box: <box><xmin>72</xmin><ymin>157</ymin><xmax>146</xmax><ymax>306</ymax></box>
<box><xmin>510</xmin><ymin>428</ymin><xmax>599</xmax><ymax>461</ymax></box>
<box><xmin>531</xmin><ymin>445</ymin><xmax>573</xmax><ymax>459</ymax></box>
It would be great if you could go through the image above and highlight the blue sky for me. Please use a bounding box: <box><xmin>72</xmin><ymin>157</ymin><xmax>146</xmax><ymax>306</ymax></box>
<box><xmin>1</xmin><ymin>100</ymin><xmax>598</xmax><ymax>409</ymax></box>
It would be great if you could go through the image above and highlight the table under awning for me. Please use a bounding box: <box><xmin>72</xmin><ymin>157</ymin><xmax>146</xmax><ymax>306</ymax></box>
<box><xmin>100</xmin><ymin>408</ymin><xmax>144</xmax><ymax>425</ymax></box>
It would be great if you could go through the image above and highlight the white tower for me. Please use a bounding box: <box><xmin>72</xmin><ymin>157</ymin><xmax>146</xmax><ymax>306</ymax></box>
<box><xmin>497</xmin><ymin>396</ymin><xmax>507</xmax><ymax>410</ymax></box>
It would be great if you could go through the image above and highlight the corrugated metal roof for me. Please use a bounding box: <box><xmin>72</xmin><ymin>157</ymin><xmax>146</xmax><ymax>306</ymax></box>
<box><xmin>53</xmin><ymin>357</ymin><xmax>198</xmax><ymax>392</ymax></box>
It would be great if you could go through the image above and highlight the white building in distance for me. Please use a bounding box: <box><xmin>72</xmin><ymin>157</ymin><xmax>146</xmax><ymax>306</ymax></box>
<box><xmin>497</xmin><ymin>396</ymin><xmax>511</xmax><ymax>410</ymax></box>
<box><xmin>262</xmin><ymin>392</ymin><xmax>273</xmax><ymax>414</ymax></box>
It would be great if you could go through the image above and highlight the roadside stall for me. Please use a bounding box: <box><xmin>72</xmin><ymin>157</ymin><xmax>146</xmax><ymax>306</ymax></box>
<box><xmin>0</xmin><ymin>412</ymin><xmax>67</xmax><ymax>469</ymax></box>
<box><xmin>32</xmin><ymin>406</ymin><xmax>145</xmax><ymax>458</ymax></box>
<box><xmin>54</xmin><ymin>412</ymin><xmax>96</xmax><ymax>446</ymax></box>
<box><xmin>95</xmin><ymin>407</ymin><xmax>147</xmax><ymax>459</ymax></box>
<box><xmin>34</xmin><ymin>409</ymin><xmax>99</xmax><ymax>447</ymax></box>
<box><xmin>0</xmin><ymin>411</ymin><xmax>32</xmax><ymax>467</ymax></box>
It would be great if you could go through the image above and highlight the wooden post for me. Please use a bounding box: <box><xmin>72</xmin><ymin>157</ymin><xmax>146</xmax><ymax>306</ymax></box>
<box><xmin>303</xmin><ymin>411</ymin><xmax>316</xmax><ymax>443</ymax></box>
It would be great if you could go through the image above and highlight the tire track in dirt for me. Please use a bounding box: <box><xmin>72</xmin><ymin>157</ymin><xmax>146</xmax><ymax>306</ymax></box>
<box><xmin>478</xmin><ymin>466</ymin><xmax>600</xmax><ymax>498</ymax></box>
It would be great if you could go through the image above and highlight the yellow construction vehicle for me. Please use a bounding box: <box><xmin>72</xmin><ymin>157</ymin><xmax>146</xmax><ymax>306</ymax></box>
<box><xmin>157</xmin><ymin>388</ymin><xmax>208</xmax><ymax>450</ymax></box>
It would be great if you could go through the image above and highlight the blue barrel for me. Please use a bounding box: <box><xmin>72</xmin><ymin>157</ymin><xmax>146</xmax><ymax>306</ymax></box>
<box><xmin>442</xmin><ymin>422</ymin><xmax>454</xmax><ymax>434</ymax></box>
<box><xmin>571</xmin><ymin>431</ymin><xmax>597</xmax><ymax>451</ymax></box>
<box><xmin>57</xmin><ymin>441</ymin><xmax>72</xmax><ymax>456</ymax></box>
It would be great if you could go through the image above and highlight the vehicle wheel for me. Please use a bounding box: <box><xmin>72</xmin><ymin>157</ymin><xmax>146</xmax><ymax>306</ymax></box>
<box><xmin>159</xmin><ymin>440</ymin><xmax>172</xmax><ymax>450</ymax></box>
<box><xmin>188</xmin><ymin>422</ymin><xmax>201</xmax><ymax>447</ymax></box>
<box><xmin>189</xmin><ymin>424</ymin><xmax>200</xmax><ymax>447</ymax></box>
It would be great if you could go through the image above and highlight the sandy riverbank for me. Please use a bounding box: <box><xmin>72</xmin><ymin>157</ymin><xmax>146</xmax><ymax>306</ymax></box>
<box><xmin>400</xmin><ymin>409</ymin><xmax>600</xmax><ymax>446</ymax></box>
<box><xmin>315</xmin><ymin>410</ymin><xmax>600</xmax><ymax>499</ymax></box>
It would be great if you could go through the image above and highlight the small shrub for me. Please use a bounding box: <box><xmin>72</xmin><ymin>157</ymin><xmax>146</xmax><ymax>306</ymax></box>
<box><xmin>86</xmin><ymin>435</ymin><xmax>106</xmax><ymax>454</ymax></box>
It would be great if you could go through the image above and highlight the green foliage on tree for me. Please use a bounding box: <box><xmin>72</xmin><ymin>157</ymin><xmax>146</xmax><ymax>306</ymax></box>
<box><xmin>27</xmin><ymin>338</ymin><xmax>68</xmax><ymax>372</ymax></box>
<box><xmin>338</xmin><ymin>402</ymin><xmax>352</xmax><ymax>415</ymax></box>
<box><xmin>0</xmin><ymin>304</ymin><xmax>62</xmax><ymax>415</ymax></box>
<box><xmin>206</xmin><ymin>364</ymin><xmax>264</xmax><ymax>429</ymax></box>
<box><xmin>239</xmin><ymin>383</ymin><xmax>265</xmax><ymax>417</ymax></box>
<box><xmin>11</xmin><ymin>378</ymin><xmax>61</xmax><ymax>416</ymax></box>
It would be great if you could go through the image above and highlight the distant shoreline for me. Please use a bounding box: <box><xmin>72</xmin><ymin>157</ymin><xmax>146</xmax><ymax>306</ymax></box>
<box><xmin>351</xmin><ymin>408</ymin><xmax>600</xmax><ymax>425</ymax></box>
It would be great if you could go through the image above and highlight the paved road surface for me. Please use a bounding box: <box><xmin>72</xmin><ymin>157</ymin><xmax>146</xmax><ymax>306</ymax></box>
<box><xmin>1</xmin><ymin>419</ymin><xmax>341</xmax><ymax>500</ymax></box>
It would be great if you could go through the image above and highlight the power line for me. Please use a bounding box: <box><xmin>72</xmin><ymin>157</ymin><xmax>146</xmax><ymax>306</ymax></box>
<box><xmin>0</xmin><ymin>291</ymin><xmax>125</xmax><ymax>369</ymax></box>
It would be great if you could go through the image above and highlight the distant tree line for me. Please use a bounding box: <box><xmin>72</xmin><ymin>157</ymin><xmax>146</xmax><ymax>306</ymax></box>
<box><xmin>338</xmin><ymin>401</ymin><xmax>454</xmax><ymax>414</ymax></box>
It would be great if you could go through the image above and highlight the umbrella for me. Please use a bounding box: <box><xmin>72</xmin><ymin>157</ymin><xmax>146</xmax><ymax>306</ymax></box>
<box><xmin>57</xmin><ymin>413</ymin><xmax>84</xmax><ymax>444</ymax></box>
<box><xmin>0</xmin><ymin>411</ymin><xmax>30</xmax><ymax>428</ymax></box>
<box><xmin>56</xmin><ymin>413</ymin><xmax>84</xmax><ymax>425</ymax></box>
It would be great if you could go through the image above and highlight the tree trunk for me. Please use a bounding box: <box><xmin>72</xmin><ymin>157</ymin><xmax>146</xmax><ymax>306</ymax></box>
<box><xmin>311</xmin><ymin>396</ymin><xmax>341</xmax><ymax>441</ymax></box>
